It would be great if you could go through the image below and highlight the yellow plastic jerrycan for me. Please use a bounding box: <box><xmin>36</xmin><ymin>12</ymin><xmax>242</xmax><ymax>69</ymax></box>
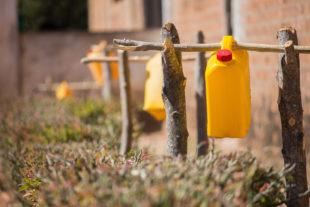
<box><xmin>86</xmin><ymin>41</ymin><xmax>107</xmax><ymax>85</ymax></box>
<box><xmin>56</xmin><ymin>81</ymin><xmax>72</xmax><ymax>100</ymax></box>
<box><xmin>108</xmin><ymin>51</ymin><xmax>119</xmax><ymax>80</ymax></box>
<box><xmin>86</xmin><ymin>49</ymin><xmax>104</xmax><ymax>85</ymax></box>
<box><xmin>87</xmin><ymin>50</ymin><xmax>118</xmax><ymax>85</ymax></box>
<box><xmin>143</xmin><ymin>53</ymin><xmax>166</xmax><ymax>121</ymax></box>
<box><xmin>205</xmin><ymin>36</ymin><xmax>251</xmax><ymax>138</ymax></box>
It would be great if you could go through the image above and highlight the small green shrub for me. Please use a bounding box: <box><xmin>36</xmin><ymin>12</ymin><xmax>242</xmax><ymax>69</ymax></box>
<box><xmin>66</xmin><ymin>99</ymin><xmax>107</xmax><ymax>125</ymax></box>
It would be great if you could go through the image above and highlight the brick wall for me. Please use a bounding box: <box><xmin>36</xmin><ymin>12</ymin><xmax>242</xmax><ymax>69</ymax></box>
<box><xmin>172</xmin><ymin>0</ymin><xmax>226</xmax><ymax>43</ymax></box>
<box><xmin>88</xmin><ymin>0</ymin><xmax>144</xmax><ymax>32</ymax></box>
<box><xmin>20</xmin><ymin>29</ymin><xmax>160</xmax><ymax>102</ymax></box>
<box><xmin>238</xmin><ymin>0</ymin><xmax>310</xmax><ymax>149</ymax></box>
<box><xmin>0</xmin><ymin>0</ymin><xmax>19</xmax><ymax>99</ymax></box>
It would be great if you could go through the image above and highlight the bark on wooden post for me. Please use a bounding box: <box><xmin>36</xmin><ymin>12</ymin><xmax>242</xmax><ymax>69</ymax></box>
<box><xmin>102</xmin><ymin>49</ymin><xmax>112</xmax><ymax>101</ymax></box>
<box><xmin>161</xmin><ymin>23</ymin><xmax>188</xmax><ymax>157</ymax></box>
<box><xmin>194</xmin><ymin>31</ymin><xmax>208</xmax><ymax>156</ymax></box>
<box><xmin>118</xmin><ymin>50</ymin><xmax>133</xmax><ymax>155</ymax></box>
<box><xmin>277</xmin><ymin>27</ymin><xmax>308</xmax><ymax>207</ymax></box>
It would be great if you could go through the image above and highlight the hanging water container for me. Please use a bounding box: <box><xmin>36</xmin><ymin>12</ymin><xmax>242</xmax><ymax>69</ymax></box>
<box><xmin>108</xmin><ymin>51</ymin><xmax>119</xmax><ymax>80</ymax></box>
<box><xmin>86</xmin><ymin>49</ymin><xmax>104</xmax><ymax>85</ymax></box>
<box><xmin>205</xmin><ymin>36</ymin><xmax>251</xmax><ymax>138</ymax></box>
<box><xmin>143</xmin><ymin>53</ymin><xmax>165</xmax><ymax>121</ymax></box>
<box><xmin>56</xmin><ymin>81</ymin><xmax>72</xmax><ymax>100</ymax></box>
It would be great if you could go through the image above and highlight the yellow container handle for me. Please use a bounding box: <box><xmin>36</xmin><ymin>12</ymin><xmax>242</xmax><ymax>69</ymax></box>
<box><xmin>221</xmin><ymin>36</ymin><xmax>236</xmax><ymax>51</ymax></box>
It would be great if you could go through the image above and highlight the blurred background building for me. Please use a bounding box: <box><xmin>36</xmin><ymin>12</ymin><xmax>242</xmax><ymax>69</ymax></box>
<box><xmin>1</xmin><ymin>0</ymin><xmax>310</xmax><ymax>160</ymax></box>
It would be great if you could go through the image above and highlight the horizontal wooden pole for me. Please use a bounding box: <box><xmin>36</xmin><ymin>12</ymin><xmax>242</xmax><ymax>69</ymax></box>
<box><xmin>37</xmin><ymin>81</ymin><xmax>101</xmax><ymax>91</ymax></box>
<box><xmin>113</xmin><ymin>39</ymin><xmax>220</xmax><ymax>52</ymax></box>
<box><xmin>81</xmin><ymin>56</ymin><xmax>149</xmax><ymax>64</ymax></box>
<box><xmin>80</xmin><ymin>54</ymin><xmax>208</xmax><ymax>64</ymax></box>
<box><xmin>113</xmin><ymin>39</ymin><xmax>310</xmax><ymax>53</ymax></box>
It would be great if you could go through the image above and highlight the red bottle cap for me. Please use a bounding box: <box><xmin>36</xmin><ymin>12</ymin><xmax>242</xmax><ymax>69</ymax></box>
<box><xmin>217</xmin><ymin>49</ymin><xmax>232</xmax><ymax>61</ymax></box>
<box><xmin>86</xmin><ymin>49</ymin><xmax>92</xmax><ymax>55</ymax></box>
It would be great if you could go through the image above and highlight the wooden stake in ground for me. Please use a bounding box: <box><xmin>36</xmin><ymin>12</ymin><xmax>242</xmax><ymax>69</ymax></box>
<box><xmin>161</xmin><ymin>23</ymin><xmax>188</xmax><ymax>157</ymax></box>
<box><xmin>102</xmin><ymin>49</ymin><xmax>111</xmax><ymax>101</ymax></box>
<box><xmin>118</xmin><ymin>50</ymin><xmax>133</xmax><ymax>155</ymax></box>
<box><xmin>194</xmin><ymin>31</ymin><xmax>208</xmax><ymax>156</ymax></box>
<box><xmin>277</xmin><ymin>27</ymin><xmax>308</xmax><ymax>207</ymax></box>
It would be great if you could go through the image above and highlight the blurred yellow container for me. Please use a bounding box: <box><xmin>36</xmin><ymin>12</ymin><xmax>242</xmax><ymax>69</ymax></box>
<box><xmin>205</xmin><ymin>36</ymin><xmax>251</xmax><ymax>138</ymax></box>
<box><xmin>108</xmin><ymin>51</ymin><xmax>119</xmax><ymax>80</ymax></box>
<box><xmin>86</xmin><ymin>50</ymin><xmax>118</xmax><ymax>85</ymax></box>
<box><xmin>143</xmin><ymin>53</ymin><xmax>165</xmax><ymax>120</ymax></box>
<box><xmin>56</xmin><ymin>81</ymin><xmax>72</xmax><ymax>100</ymax></box>
<box><xmin>87</xmin><ymin>51</ymin><xmax>104</xmax><ymax>85</ymax></box>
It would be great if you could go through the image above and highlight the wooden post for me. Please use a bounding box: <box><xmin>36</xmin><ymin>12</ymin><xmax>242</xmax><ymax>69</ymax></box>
<box><xmin>118</xmin><ymin>50</ymin><xmax>133</xmax><ymax>155</ymax></box>
<box><xmin>277</xmin><ymin>27</ymin><xmax>308</xmax><ymax>207</ymax></box>
<box><xmin>161</xmin><ymin>23</ymin><xmax>188</xmax><ymax>157</ymax></box>
<box><xmin>102</xmin><ymin>49</ymin><xmax>111</xmax><ymax>101</ymax></box>
<box><xmin>194</xmin><ymin>31</ymin><xmax>208</xmax><ymax>156</ymax></box>
<box><xmin>224</xmin><ymin>0</ymin><xmax>232</xmax><ymax>35</ymax></box>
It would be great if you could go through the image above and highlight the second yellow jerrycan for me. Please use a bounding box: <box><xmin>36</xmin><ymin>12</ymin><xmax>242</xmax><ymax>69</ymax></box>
<box><xmin>108</xmin><ymin>51</ymin><xmax>119</xmax><ymax>80</ymax></box>
<box><xmin>205</xmin><ymin>36</ymin><xmax>251</xmax><ymax>138</ymax></box>
<box><xmin>143</xmin><ymin>53</ymin><xmax>166</xmax><ymax>121</ymax></box>
<box><xmin>86</xmin><ymin>49</ymin><xmax>104</xmax><ymax>85</ymax></box>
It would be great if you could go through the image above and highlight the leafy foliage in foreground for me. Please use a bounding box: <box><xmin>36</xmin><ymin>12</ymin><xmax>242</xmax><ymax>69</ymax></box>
<box><xmin>0</xmin><ymin>98</ymin><xmax>289</xmax><ymax>206</ymax></box>
<box><xmin>6</xmin><ymin>144</ymin><xmax>289</xmax><ymax>207</ymax></box>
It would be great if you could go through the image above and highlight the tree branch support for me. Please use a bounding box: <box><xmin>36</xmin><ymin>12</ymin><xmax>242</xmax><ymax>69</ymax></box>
<box><xmin>277</xmin><ymin>26</ymin><xmax>308</xmax><ymax>207</ymax></box>
<box><xmin>161</xmin><ymin>23</ymin><xmax>188</xmax><ymax>157</ymax></box>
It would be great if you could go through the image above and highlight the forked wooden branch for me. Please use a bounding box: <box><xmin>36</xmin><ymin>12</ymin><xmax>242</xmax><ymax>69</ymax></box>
<box><xmin>161</xmin><ymin>23</ymin><xmax>188</xmax><ymax>157</ymax></box>
<box><xmin>114</xmin><ymin>39</ymin><xmax>310</xmax><ymax>53</ymax></box>
<box><xmin>277</xmin><ymin>27</ymin><xmax>308</xmax><ymax>207</ymax></box>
